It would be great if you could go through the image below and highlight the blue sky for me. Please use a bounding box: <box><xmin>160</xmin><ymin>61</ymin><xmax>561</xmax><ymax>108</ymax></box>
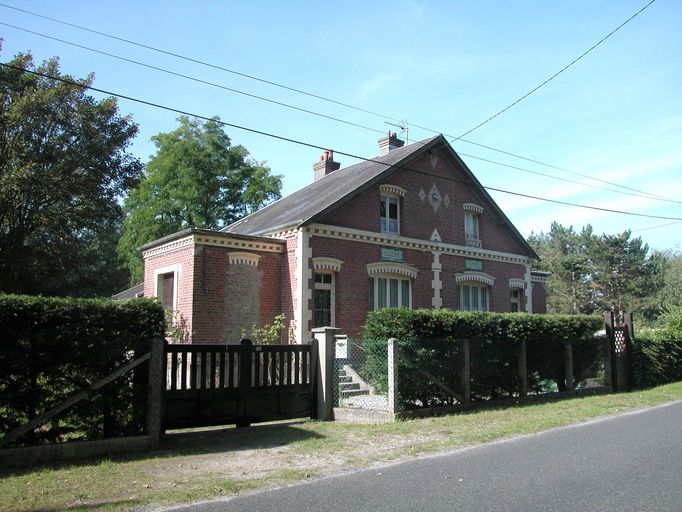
<box><xmin>1</xmin><ymin>0</ymin><xmax>680</xmax><ymax>252</ymax></box>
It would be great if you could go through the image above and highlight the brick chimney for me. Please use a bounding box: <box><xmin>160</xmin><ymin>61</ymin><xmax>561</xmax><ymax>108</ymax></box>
<box><xmin>313</xmin><ymin>149</ymin><xmax>340</xmax><ymax>180</ymax></box>
<box><xmin>378</xmin><ymin>131</ymin><xmax>405</xmax><ymax>156</ymax></box>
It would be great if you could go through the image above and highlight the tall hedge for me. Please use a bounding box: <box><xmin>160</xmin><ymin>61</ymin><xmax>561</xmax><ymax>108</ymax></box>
<box><xmin>363</xmin><ymin>309</ymin><xmax>604</xmax><ymax>408</ymax></box>
<box><xmin>631</xmin><ymin>332</ymin><xmax>682</xmax><ymax>388</ymax></box>
<box><xmin>0</xmin><ymin>295</ymin><xmax>165</xmax><ymax>447</ymax></box>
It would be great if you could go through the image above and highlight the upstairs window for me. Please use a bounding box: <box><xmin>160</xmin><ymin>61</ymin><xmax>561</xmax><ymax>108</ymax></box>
<box><xmin>380</xmin><ymin>195</ymin><xmax>399</xmax><ymax>234</ymax></box>
<box><xmin>464</xmin><ymin>213</ymin><xmax>480</xmax><ymax>246</ymax></box>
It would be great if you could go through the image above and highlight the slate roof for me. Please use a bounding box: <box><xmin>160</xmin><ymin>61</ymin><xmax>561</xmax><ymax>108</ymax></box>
<box><xmin>223</xmin><ymin>134</ymin><xmax>539</xmax><ymax>260</ymax></box>
<box><xmin>223</xmin><ymin>135</ymin><xmax>440</xmax><ymax>236</ymax></box>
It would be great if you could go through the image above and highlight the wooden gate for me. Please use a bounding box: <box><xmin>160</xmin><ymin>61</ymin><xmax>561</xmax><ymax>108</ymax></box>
<box><xmin>163</xmin><ymin>339</ymin><xmax>318</xmax><ymax>430</ymax></box>
<box><xmin>604</xmin><ymin>310</ymin><xmax>633</xmax><ymax>392</ymax></box>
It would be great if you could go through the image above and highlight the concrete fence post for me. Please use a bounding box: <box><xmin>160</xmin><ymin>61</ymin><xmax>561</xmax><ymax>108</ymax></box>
<box><xmin>518</xmin><ymin>338</ymin><xmax>528</xmax><ymax>398</ymax></box>
<box><xmin>462</xmin><ymin>338</ymin><xmax>471</xmax><ymax>404</ymax></box>
<box><xmin>312</xmin><ymin>327</ymin><xmax>339</xmax><ymax>421</ymax></box>
<box><xmin>388</xmin><ymin>338</ymin><xmax>399</xmax><ymax>414</ymax></box>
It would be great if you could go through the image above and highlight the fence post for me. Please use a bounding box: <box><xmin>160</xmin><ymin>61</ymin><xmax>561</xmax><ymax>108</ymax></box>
<box><xmin>312</xmin><ymin>327</ymin><xmax>339</xmax><ymax>421</ymax></box>
<box><xmin>309</xmin><ymin>338</ymin><xmax>319</xmax><ymax>419</ymax></box>
<box><xmin>146</xmin><ymin>337</ymin><xmax>165</xmax><ymax>443</ymax></box>
<box><xmin>518</xmin><ymin>338</ymin><xmax>528</xmax><ymax>398</ymax></box>
<box><xmin>388</xmin><ymin>338</ymin><xmax>399</xmax><ymax>414</ymax></box>
<box><xmin>564</xmin><ymin>339</ymin><xmax>574</xmax><ymax>391</ymax></box>
<box><xmin>462</xmin><ymin>338</ymin><xmax>471</xmax><ymax>404</ymax></box>
<box><xmin>237</xmin><ymin>339</ymin><xmax>253</xmax><ymax>427</ymax></box>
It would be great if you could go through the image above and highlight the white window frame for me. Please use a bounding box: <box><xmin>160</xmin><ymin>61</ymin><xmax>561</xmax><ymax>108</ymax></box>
<box><xmin>153</xmin><ymin>263</ymin><xmax>180</xmax><ymax>314</ymax></box>
<box><xmin>313</xmin><ymin>271</ymin><xmax>335</xmax><ymax>327</ymax></box>
<box><xmin>459</xmin><ymin>283</ymin><xmax>489</xmax><ymax>312</ymax></box>
<box><xmin>369</xmin><ymin>274</ymin><xmax>412</xmax><ymax>310</ymax></box>
<box><xmin>380</xmin><ymin>194</ymin><xmax>400</xmax><ymax>234</ymax></box>
<box><xmin>464</xmin><ymin>213</ymin><xmax>480</xmax><ymax>247</ymax></box>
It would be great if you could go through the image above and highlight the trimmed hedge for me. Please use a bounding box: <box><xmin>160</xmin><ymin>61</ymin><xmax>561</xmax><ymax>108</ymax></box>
<box><xmin>0</xmin><ymin>295</ymin><xmax>165</xmax><ymax>447</ymax></box>
<box><xmin>363</xmin><ymin>309</ymin><xmax>604</xmax><ymax>408</ymax></box>
<box><xmin>632</xmin><ymin>331</ymin><xmax>682</xmax><ymax>389</ymax></box>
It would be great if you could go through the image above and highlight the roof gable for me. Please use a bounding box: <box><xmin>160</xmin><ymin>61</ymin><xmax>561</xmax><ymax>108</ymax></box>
<box><xmin>223</xmin><ymin>134</ymin><xmax>538</xmax><ymax>260</ymax></box>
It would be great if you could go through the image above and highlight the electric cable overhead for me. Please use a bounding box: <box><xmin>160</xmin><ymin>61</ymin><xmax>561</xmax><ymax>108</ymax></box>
<box><xmin>450</xmin><ymin>0</ymin><xmax>657</xmax><ymax>142</ymax></box>
<box><xmin>0</xmin><ymin>1</ymin><xmax>671</xmax><ymax>202</ymax></box>
<box><xmin>2</xmin><ymin>21</ymin><xmax>680</xmax><ymax>206</ymax></box>
<box><xmin>2</xmin><ymin>62</ymin><xmax>681</xmax><ymax>223</ymax></box>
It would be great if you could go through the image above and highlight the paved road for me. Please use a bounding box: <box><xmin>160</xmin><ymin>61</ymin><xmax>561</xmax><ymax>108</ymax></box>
<box><xmin>166</xmin><ymin>401</ymin><xmax>682</xmax><ymax>511</ymax></box>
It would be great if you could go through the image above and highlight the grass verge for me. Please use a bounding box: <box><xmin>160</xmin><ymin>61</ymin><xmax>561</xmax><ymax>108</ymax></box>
<box><xmin>2</xmin><ymin>382</ymin><xmax>681</xmax><ymax>512</ymax></box>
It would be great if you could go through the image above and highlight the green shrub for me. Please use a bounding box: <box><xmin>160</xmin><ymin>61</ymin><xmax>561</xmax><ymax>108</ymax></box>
<box><xmin>0</xmin><ymin>294</ymin><xmax>165</xmax><ymax>447</ymax></box>
<box><xmin>632</xmin><ymin>331</ymin><xmax>682</xmax><ymax>389</ymax></box>
<box><xmin>362</xmin><ymin>309</ymin><xmax>604</xmax><ymax>408</ymax></box>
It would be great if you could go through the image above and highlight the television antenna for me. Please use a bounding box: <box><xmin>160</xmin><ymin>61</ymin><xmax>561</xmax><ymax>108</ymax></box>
<box><xmin>384</xmin><ymin>120</ymin><xmax>409</xmax><ymax>144</ymax></box>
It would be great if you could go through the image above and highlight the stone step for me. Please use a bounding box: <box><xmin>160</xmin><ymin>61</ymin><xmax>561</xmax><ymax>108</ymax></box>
<box><xmin>338</xmin><ymin>375</ymin><xmax>352</xmax><ymax>383</ymax></box>
<box><xmin>339</xmin><ymin>382</ymin><xmax>360</xmax><ymax>391</ymax></box>
<box><xmin>340</xmin><ymin>388</ymin><xmax>370</xmax><ymax>398</ymax></box>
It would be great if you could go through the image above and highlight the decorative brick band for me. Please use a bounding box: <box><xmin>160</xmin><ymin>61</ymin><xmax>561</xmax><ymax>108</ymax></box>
<box><xmin>142</xmin><ymin>236</ymin><xmax>193</xmax><ymax>259</ymax></box>
<box><xmin>531</xmin><ymin>274</ymin><xmax>549</xmax><ymax>284</ymax></box>
<box><xmin>379</xmin><ymin>184</ymin><xmax>407</xmax><ymax>197</ymax></box>
<box><xmin>367</xmin><ymin>261</ymin><xmax>419</xmax><ymax>279</ymax></box>
<box><xmin>195</xmin><ymin>235</ymin><xmax>283</xmax><ymax>253</ymax></box>
<box><xmin>463</xmin><ymin>203</ymin><xmax>484</xmax><ymax>214</ymax></box>
<box><xmin>228</xmin><ymin>252</ymin><xmax>261</xmax><ymax>266</ymax></box>
<box><xmin>455</xmin><ymin>271</ymin><xmax>496</xmax><ymax>287</ymax></box>
<box><xmin>312</xmin><ymin>257</ymin><xmax>343</xmax><ymax>273</ymax></box>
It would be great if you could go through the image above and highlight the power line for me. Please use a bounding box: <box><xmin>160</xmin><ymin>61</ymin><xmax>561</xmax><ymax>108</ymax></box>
<box><xmin>2</xmin><ymin>61</ymin><xmax>681</xmax><ymax>223</ymax></box>
<box><xmin>631</xmin><ymin>220</ymin><xmax>682</xmax><ymax>233</ymax></box>
<box><xmin>3</xmin><ymin>22</ymin><xmax>680</xmax><ymax>207</ymax></box>
<box><xmin>450</xmin><ymin>0</ymin><xmax>657</xmax><ymax>141</ymax></box>
<box><xmin>0</xmin><ymin>1</ymin><xmax>672</xmax><ymax>203</ymax></box>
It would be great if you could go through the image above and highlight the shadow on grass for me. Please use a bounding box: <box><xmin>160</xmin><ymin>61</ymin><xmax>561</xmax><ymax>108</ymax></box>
<box><xmin>0</xmin><ymin>419</ymin><xmax>325</xmax><ymax>478</ymax></box>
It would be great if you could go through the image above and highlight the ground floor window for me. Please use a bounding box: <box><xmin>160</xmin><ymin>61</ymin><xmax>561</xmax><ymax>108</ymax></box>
<box><xmin>369</xmin><ymin>276</ymin><xmax>411</xmax><ymax>310</ymax></box>
<box><xmin>313</xmin><ymin>272</ymin><xmax>334</xmax><ymax>327</ymax></box>
<box><xmin>460</xmin><ymin>284</ymin><xmax>489</xmax><ymax>312</ymax></box>
<box><xmin>511</xmin><ymin>289</ymin><xmax>522</xmax><ymax>312</ymax></box>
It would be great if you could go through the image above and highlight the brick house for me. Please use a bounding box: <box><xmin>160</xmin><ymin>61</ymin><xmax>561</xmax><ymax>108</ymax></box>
<box><xmin>141</xmin><ymin>133</ymin><xmax>548</xmax><ymax>344</ymax></box>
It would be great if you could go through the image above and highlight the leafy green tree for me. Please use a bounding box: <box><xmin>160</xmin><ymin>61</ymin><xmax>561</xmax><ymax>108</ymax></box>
<box><xmin>118</xmin><ymin>116</ymin><xmax>282</xmax><ymax>282</ymax></box>
<box><xmin>0</xmin><ymin>50</ymin><xmax>142</xmax><ymax>296</ymax></box>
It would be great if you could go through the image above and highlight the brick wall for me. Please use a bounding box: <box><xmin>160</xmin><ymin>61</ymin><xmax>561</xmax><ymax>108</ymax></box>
<box><xmin>532</xmin><ymin>282</ymin><xmax>548</xmax><ymax>314</ymax></box>
<box><xmin>143</xmin><ymin>243</ymin><xmax>195</xmax><ymax>339</ymax></box>
<box><xmin>281</xmin><ymin>234</ymin><xmax>298</xmax><ymax>342</ymax></box>
<box><xmin>320</xmin><ymin>151</ymin><xmax>526</xmax><ymax>255</ymax></box>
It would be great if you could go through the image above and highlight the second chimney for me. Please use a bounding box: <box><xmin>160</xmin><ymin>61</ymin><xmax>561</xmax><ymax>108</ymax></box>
<box><xmin>313</xmin><ymin>149</ymin><xmax>340</xmax><ymax>180</ymax></box>
<box><xmin>378</xmin><ymin>131</ymin><xmax>405</xmax><ymax>156</ymax></box>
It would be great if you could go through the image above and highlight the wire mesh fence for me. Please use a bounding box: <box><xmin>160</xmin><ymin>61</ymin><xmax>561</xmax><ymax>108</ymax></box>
<box><xmin>332</xmin><ymin>336</ymin><xmax>390</xmax><ymax>411</ymax></box>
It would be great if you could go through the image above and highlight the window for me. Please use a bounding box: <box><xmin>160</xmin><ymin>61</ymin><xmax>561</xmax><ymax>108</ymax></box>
<box><xmin>460</xmin><ymin>284</ymin><xmax>489</xmax><ymax>312</ymax></box>
<box><xmin>511</xmin><ymin>289</ymin><xmax>521</xmax><ymax>312</ymax></box>
<box><xmin>154</xmin><ymin>264</ymin><xmax>180</xmax><ymax>312</ymax></box>
<box><xmin>380</xmin><ymin>195</ymin><xmax>399</xmax><ymax>234</ymax></box>
<box><xmin>369</xmin><ymin>276</ymin><xmax>411</xmax><ymax>310</ymax></box>
<box><xmin>313</xmin><ymin>272</ymin><xmax>334</xmax><ymax>328</ymax></box>
<box><xmin>464</xmin><ymin>213</ymin><xmax>480</xmax><ymax>247</ymax></box>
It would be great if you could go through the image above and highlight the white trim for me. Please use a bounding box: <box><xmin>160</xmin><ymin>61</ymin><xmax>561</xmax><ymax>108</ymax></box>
<box><xmin>508</xmin><ymin>278</ymin><xmax>526</xmax><ymax>289</ymax></box>
<box><xmin>463</xmin><ymin>203</ymin><xmax>484</xmax><ymax>214</ymax></box>
<box><xmin>295</xmin><ymin>229</ymin><xmax>312</xmax><ymax>345</ymax></box>
<box><xmin>525</xmin><ymin>264</ymin><xmax>533</xmax><ymax>313</ymax></box>
<box><xmin>308</xmin><ymin>223</ymin><xmax>534</xmax><ymax>265</ymax></box>
<box><xmin>531</xmin><ymin>274</ymin><xmax>549</xmax><ymax>284</ymax></box>
<box><xmin>228</xmin><ymin>252</ymin><xmax>261</xmax><ymax>266</ymax></box>
<box><xmin>367</xmin><ymin>261</ymin><xmax>418</xmax><ymax>280</ymax></box>
<box><xmin>432</xmin><ymin>251</ymin><xmax>443</xmax><ymax>309</ymax></box>
<box><xmin>143</xmin><ymin>236</ymin><xmax>193</xmax><ymax>259</ymax></box>
<box><xmin>152</xmin><ymin>263</ymin><xmax>181</xmax><ymax>312</ymax></box>
<box><xmin>455</xmin><ymin>271</ymin><xmax>495</xmax><ymax>287</ymax></box>
<box><xmin>379</xmin><ymin>184</ymin><xmax>407</xmax><ymax>197</ymax></box>
<box><xmin>312</xmin><ymin>257</ymin><xmax>343</xmax><ymax>273</ymax></box>
<box><xmin>142</xmin><ymin>233</ymin><xmax>283</xmax><ymax>259</ymax></box>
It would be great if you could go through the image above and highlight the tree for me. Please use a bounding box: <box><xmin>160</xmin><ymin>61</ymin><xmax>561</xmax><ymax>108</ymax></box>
<box><xmin>0</xmin><ymin>50</ymin><xmax>143</xmax><ymax>296</ymax></box>
<box><xmin>588</xmin><ymin>230</ymin><xmax>658</xmax><ymax>317</ymax></box>
<box><xmin>118</xmin><ymin>116</ymin><xmax>282</xmax><ymax>282</ymax></box>
<box><xmin>528</xmin><ymin>223</ymin><xmax>594</xmax><ymax>314</ymax></box>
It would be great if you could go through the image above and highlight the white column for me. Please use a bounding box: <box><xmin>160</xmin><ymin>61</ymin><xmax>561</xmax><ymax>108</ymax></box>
<box><xmin>525</xmin><ymin>263</ymin><xmax>533</xmax><ymax>313</ymax></box>
<box><xmin>431</xmin><ymin>251</ymin><xmax>443</xmax><ymax>309</ymax></box>
<box><xmin>295</xmin><ymin>228</ymin><xmax>312</xmax><ymax>344</ymax></box>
